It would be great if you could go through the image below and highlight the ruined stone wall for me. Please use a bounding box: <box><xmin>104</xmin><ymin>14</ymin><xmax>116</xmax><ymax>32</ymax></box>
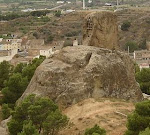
<box><xmin>83</xmin><ymin>11</ymin><xmax>119</xmax><ymax>50</ymax></box>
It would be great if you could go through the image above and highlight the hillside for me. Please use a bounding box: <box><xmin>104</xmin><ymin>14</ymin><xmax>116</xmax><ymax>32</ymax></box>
<box><xmin>0</xmin><ymin>98</ymin><xmax>135</xmax><ymax>135</ymax></box>
<box><xmin>37</xmin><ymin>9</ymin><xmax>150</xmax><ymax>48</ymax></box>
<box><xmin>0</xmin><ymin>8</ymin><xmax>150</xmax><ymax>48</ymax></box>
<box><xmin>60</xmin><ymin>98</ymin><xmax>134</xmax><ymax>135</ymax></box>
<box><xmin>116</xmin><ymin>8</ymin><xmax>150</xmax><ymax>49</ymax></box>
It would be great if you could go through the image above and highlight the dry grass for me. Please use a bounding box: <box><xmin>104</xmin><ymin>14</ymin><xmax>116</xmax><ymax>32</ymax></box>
<box><xmin>60</xmin><ymin>98</ymin><xmax>135</xmax><ymax>135</ymax></box>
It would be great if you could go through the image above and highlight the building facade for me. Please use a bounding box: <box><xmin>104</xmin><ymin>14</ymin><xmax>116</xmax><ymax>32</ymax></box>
<box><xmin>134</xmin><ymin>50</ymin><xmax>150</xmax><ymax>70</ymax></box>
<box><xmin>0</xmin><ymin>39</ymin><xmax>22</xmax><ymax>51</ymax></box>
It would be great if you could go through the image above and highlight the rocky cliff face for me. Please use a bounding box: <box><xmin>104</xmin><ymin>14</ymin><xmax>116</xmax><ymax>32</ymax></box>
<box><xmin>19</xmin><ymin>46</ymin><xmax>143</xmax><ymax>108</ymax></box>
<box><xmin>83</xmin><ymin>11</ymin><xmax>119</xmax><ymax>50</ymax></box>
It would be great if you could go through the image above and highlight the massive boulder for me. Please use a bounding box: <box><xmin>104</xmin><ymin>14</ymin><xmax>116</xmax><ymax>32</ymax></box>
<box><xmin>19</xmin><ymin>46</ymin><xmax>143</xmax><ymax>108</ymax></box>
<box><xmin>83</xmin><ymin>11</ymin><xmax>119</xmax><ymax>50</ymax></box>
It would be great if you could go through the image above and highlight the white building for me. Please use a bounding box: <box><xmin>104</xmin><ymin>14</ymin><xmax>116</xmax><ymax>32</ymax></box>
<box><xmin>88</xmin><ymin>0</ymin><xmax>92</xmax><ymax>3</ymax></box>
<box><xmin>0</xmin><ymin>39</ymin><xmax>22</xmax><ymax>51</ymax></box>
<box><xmin>40</xmin><ymin>48</ymin><xmax>54</xmax><ymax>58</ymax></box>
<box><xmin>57</xmin><ymin>1</ymin><xmax>64</xmax><ymax>4</ymax></box>
<box><xmin>139</xmin><ymin>63</ymin><xmax>149</xmax><ymax>71</ymax></box>
<box><xmin>134</xmin><ymin>50</ymin><xmax>150</xmax><ymax>70</ymax></box>
<box><xmin>73</xmin><ymin>39</ymin><xmax>78</xmax><ymax>46</ymax></box>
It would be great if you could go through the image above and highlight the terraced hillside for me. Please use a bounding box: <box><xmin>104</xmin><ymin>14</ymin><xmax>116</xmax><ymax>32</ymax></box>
<box><xmin>116</xmin><ymin>8</ymin><xmax>150</xmax><ymax>49</ymax></box>
<box><xmin>0</xmin><ymin>8</ymin><xmax>150</xmax><ymax>48</ymax></box>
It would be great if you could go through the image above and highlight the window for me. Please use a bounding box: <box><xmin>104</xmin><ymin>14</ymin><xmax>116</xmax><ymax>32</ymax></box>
<box><xmin>87</xmin><ymin>17</ymin><xmax>93</xmax><ymax>30</ymax></box>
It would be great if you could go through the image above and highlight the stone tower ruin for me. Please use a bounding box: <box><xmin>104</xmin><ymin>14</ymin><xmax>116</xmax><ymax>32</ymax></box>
<box><xmin>83</xmin><ymin>11</ymin><xmax>119</xmax><ymax>50</ymax></box>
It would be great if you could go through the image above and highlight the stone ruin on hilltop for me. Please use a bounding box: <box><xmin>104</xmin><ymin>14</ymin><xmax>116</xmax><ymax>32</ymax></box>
<box><xmin>83</xmin><ymin>11</ymin><xmax>119</xmax><ymax>50</ymax></box>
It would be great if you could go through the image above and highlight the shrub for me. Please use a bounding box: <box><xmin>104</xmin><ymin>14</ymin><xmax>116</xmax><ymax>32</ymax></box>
<box><xmin>84</xmin><ymin>124</ymin><xmax>106</xmax><ymax>135</ymax></box>
<box><xmin>54</xmin><ymin>10</ymin><xmax>61</xmax><ymax>17</ymax></box>
<box><xmin>121</xmin><ymin>21</ymin><xmax>131</xmax><ymax>31</ymax></box>
<box><xmin>46</xmin><ymin>35</ymin><xmax>54</xmax><ymax>43</ymax></box>
<box><xmin>33</xmin><ymin>32</ymin><xmax>39</xmax><ymax>39</ymax></box>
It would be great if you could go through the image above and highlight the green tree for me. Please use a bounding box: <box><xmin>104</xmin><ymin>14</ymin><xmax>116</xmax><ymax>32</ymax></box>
<box><xmin>125</xmin><ymin>41</ymin><xmax>138</xmax><ymax>53</ymax></box>
<box><xmin>14</xmin><ymin>63</ymin><xmax>27</xmax><ymax>74</ymax></box>
<box><xmin>125</xmin><ymin>100</ymin><xmax>150</xmax><ymax>135</ymax></box>
<box><xmin>22</xmin><ymin>56</ymin><xmax>45</xmax><ymax>81</ymax></box>
<box><xmin>121</xmin><ymin>20</ymin><xmax>131</xmax><ymax>31</ymax></box>
<box><xmin>136</xmin><ymin>68</ymin><xmax>150</xmax><ymax>94</ymax></box>
<box><xmin>1</xmin><ymin>73</ymin><xmax>28</xmax><ymax>106</ymax></box>
<box><xmin>0</xmin><ymin>61</ymin><xmax>12</xmax><ymax>90</ymax></box>
<box><xmin>27</xmin><ymin>97</ymin><xmax>58</xmax><ymax>133</ymax></box>
<box><xmin>8</xmin><ymin>94</ymin><xmax>68</xmax><ymax>135</ymax></box>
<box><xmin>1</xmin><ymin>104</ymin><xmax>12</xmax><ymax>119</ymax></box>
<box><xmin>43</xmin><ymin>110</ymin><xmax>68</xmax><ymax>135</ymax></box>
<box><xmin>18</xmin><ymin>121</ymin><xmax>39</xmax><ymax>135</ymax></box>
<box><xmin>1</xmin><ymin>57</ymin><xmax>45</xmax><ymax>108</ymax></box>
<box><xmin>139</xmin><ymin>128</ymin><xmax>150</xmax><ymax>135</ymax></box>
<box><xmin>84</xmin><ymin>124</ymin><xmax>106</xmax><ymax>135</ymax></box>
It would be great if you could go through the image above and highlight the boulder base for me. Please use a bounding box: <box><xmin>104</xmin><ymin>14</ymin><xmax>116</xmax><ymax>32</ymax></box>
<box><xmin>20</xmin><ymin>46</ymin><xmax>143</xmax><ymax>108</ymax></box>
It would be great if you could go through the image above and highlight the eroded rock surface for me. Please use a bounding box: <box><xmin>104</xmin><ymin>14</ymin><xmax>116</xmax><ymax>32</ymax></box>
<box><xmin>83</xmin><ymin>11</ymin><xmax>119</xmax><ymax>50</ymax></box>
<box><xmin>20</xmin><ymin>46</ymin><xmax>143</xmax><ymax>108</ymax></box>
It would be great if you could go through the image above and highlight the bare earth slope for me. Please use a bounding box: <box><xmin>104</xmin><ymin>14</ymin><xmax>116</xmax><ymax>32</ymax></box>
<box><xmin>60</xmin><ymin>98</ymin><xmax>134</xmax><ymax>135</ymax></box>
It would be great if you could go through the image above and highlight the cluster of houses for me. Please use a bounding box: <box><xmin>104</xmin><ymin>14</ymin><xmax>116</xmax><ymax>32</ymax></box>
<box><xmin>0</xmin><ymin>37</ymin><xmax>64</xmax><ymax>65</ymax></box>
<box><xmin>133</xmin><ymin>41</ymin><xmax>150</xmax><ymax>70</ymax></box>
<box><xmin>0</xmin><ymin>38</ymin><xmax>22</xmax><ymax>51</ymax></box>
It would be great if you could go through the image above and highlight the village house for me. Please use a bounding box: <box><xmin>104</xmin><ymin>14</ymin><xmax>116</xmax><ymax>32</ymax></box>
<box><xmin>25</xmin><ymin>40</ymin><xmax>63</xmax><ymax>58</ymax></box>
<box><xmin>134</xmin><ymin>42</ymin><xmax>150</xmax><ymax>70</ymax></box>
<box><xmin>133</xmin><ymin>41</ymin><xmax>150</xmax><ymax>70</ymax></box>
<box><xmin>0</xmin><ymin>39</ymin><xmax>22</xmax><ymax>51</ymax></box>
<box><xmin>0</xmin><ymin>38</ymin><xmax>22</xmax><ymax>62</ymax></box>
<box><xmin>0</xmin><ymin>49</ymin><xmax>18</xmax><ymax>63</ymax></box>
<box><xmin>39</xmin><ymin>44</ymin><xmax>63</xmax><ymax>58</ymax></box>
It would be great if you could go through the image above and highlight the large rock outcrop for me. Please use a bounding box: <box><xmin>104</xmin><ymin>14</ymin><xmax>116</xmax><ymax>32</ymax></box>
<box><xmin>83</xmin><ymin>11</ymin><xmax>119</xmax><ymax>50</ymax></box>
<box><xmin>19</xmin><ymin>46</ymin><xmax>143</xmax><ymax>108</ymax></box>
